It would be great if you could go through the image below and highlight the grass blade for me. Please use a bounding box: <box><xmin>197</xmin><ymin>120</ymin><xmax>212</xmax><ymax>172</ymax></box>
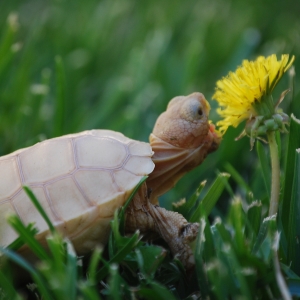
<box><xmin>224</xmin><ymin>162</ymin><xmax>251</xmax><ymax>193</ymax></box>
<box><xmin>287</xmin><ymin>149</ymin><xmax>300</xmax><ymax>275</ymax></box>
<box><xmin>96</xmin><ymin>232</ymin><xmax>140</xmax><ymax>280</ymax></box>
<box><xmin>65</xmin><ymin>239</ymin><xmax>78</xmax><ymax>300</ymax></box>
<box><xmin>53</xmin><ymin>55</ymin><xmax>66</xmax><ymax>137</ymax></box>
<box><xmin>245</xmin><ymin>200</ymin><xmax>262</xmax><ymax>245</ymax></box>
<box><xmin>256</xmin><ymin>141</ymin><xmax>271</xmax><ymax>198</ymax></box>
<box><xmin>135</xmin><ymin>246</ymin><xmax>166</xmax><ymax>278</ymax></box>
<box><xmin>7</xmin><ymin>223</ymin><xmax>38</xmax><ymax>251</ymax></box>
<box><xmin>0</xmin><ymin>247</ymin><xmax>53</xmax><ymax>300</ymax></box>
<box><xmin>107</xmin><ymin>264</ymin><xmax>122</xmax><ymax>300</ymax></box>
<box><xmin>138</xmin><ymin>281</ymin><xmax>177</xmax><ymax>300</ymax></box>
<box><xmin>287</xmin><ymin>279</ymin><xmax>300</xmax><ymax>297</ymax></box>
<box><xmin>189</xmin><ymin>172</ymin><xmax>230</xmax><ymax>222</ymax></box>
<box><xmin>228</xmin><ymin>198</ymin><xmax>245</xmax><ymax>254</ymax></box>
<box><xmin>172</xmin><ymin>180</ymin><xmax>206</xmax><ymax>217</ymax></box>
<box><xmin>223</xmin><ymin>245</ymin><xmax>252</xmax><ymax>299</ymax></box>
<box><xmin>252</xmin><ymin>215</ymin><xmax>276</xmax><ymax>256</ymax></box>
<box><xmin>6</xmin><ymin>215</ymin><xmax>50</xmax><ymax>261</ymax></box>
<box><xmin>78</xmin><ymin>282</ymin><xmax>102</xmax><ymax>300</ymax></box>
<box><xmin>23</xmin><ymin>186</ymin><xmax>56</xmax><ymax>234</ymax></box>
<box><xmin>0</xmin><ymin>270</ymin><xmax>22</xmax><ymax>300</ymax></box>
<box><xmin>194</xmin><ymin>218</ymin><xmax>210</xmax><ymax>298</ymax></box>
<box><xmin>0</xmin><ymin>13</ymin><xmax>18</xmax><ymax>77</ymax></box>
<box><xmin>87</xmin><ymin>247</ymin><xmax>102</xmax><ymax>284</ymax></box>
<box><xmin>119</xmin><ymin>176</ymin><xmax>148</xmax><ymax>234</ymax></box>
<box><xmin>281</xmin><ymin>115</ymin><xmax>300</xmax><ymax>236</ymax></box>
<box><xmin>203</xmin><ymin>216</ymin><xmax>216</xmax><ymax>263</ymax></box>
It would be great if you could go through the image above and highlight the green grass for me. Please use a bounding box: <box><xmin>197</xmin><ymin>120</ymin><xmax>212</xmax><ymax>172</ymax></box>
<box><xmin>0</xmin><ymin>0</ymin><xmax>300</xmax><ymax>298</ymax></box>
<box><xmin>0</xmin><ymin>0</ymin><xmax>299</xmax><ymax>205</ymax></box>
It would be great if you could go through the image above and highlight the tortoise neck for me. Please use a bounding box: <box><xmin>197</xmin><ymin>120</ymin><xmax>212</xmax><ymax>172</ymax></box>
<box><xmin>147</xmin><ymin>133</ymin><xmax>206</xmax><ymax>204</ymax></box>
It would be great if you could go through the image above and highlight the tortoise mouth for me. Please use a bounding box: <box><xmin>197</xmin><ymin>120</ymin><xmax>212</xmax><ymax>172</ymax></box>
<box><xmin>204</xmin><ymin>123</ymin><xmax>222</xmax><ymax>154</ymax></box>
<box><xmin>198</xmin><ymin>122</ymin><xmax>220</xmax><ymax>149</ymax></box>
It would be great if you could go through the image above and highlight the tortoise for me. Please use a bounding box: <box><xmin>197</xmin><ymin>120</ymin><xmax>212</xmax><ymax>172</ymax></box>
<box><xmin>0</xmin><ymin>92</ymin><xmax>220</xmax><ymax>269</ymax></box>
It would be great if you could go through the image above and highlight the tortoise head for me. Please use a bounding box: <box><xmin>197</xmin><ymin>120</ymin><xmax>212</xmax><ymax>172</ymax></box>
<box><xmin>152</xmin><ymin>92</ymin><xmax>219</xmax><ymax>150</ymax></box>
<box><xmin>147</xmin><ymin>92</ymin><xmax>221</xmax><ymax>202</ymax></box>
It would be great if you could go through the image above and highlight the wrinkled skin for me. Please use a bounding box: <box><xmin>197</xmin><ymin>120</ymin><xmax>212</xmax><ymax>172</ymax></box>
<box><xmin>125</xmin><ymin>92</ymin><xmax>221</xmax><ymax>270</ymax></box>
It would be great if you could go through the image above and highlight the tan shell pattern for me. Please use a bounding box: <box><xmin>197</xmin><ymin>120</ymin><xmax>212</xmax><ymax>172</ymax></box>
<box><xmin>0</xmin><ymin>130</ymin><xmax>154</xmax><ymax>252</ymax></box>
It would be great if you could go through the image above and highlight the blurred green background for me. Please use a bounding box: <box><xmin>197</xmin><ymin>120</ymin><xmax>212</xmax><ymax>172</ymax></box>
<box><xmin>0</xmin><ymin>0</ymin><xmax>299</xmax><ymax>208</ymax></box>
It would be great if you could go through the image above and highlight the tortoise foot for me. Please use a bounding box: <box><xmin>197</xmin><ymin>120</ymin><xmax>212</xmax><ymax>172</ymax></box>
<box><xmin>125</xmin><ymin>183</ymin><xmax>198</xmax><ymax>270</ymax></box>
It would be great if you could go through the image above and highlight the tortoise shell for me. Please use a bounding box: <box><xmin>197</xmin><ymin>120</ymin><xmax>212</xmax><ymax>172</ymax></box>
<box><xmin>0</xmin><ymin>130</ymin><xmax>154</xmax><ymax>253</ymax></box>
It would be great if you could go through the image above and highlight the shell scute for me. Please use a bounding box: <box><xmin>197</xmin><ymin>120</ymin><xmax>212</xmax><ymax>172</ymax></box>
<box><xmin>0</xmin><ymin>202</ymin><xmax>18</xmax><ymax>245</ymax></box>
<box><xmin>74</xmin><ymin>169</ymin><xmax>118</xmax><ymax>206</ymax></box>
<box><xmin>128</xmin><ymin>141</ymin><xmax>154</xmax><ymax>156</ymax></box>
<box><xmin>91</xmin><ymin>129</ymin><xmax>129</xmax><ymax>143</ymax></box>
<box><xmin>0</xmin><ymin>157</ymin><xmax>21</xmax><ymax>199</ymax></box>
<box><xmin>13</xmin><ymin>187</ymin><xmax>49</xmax><ymax>233</ymax></box>
<box><xmin>20</xmin><ymin>139</ymin><xmax>75</xmax><ymax>184</ymax></box>
<box><xmin>124</xmin><ymin>156</ymin><xmax>155</xmax><ymax>175</ymax></box>
<box><xmin>46</xmin><ymin>178</ymin><xmax>89</xmax><ymax>218</ymax></box>
<box><xmin>113</xmin><ymin>169</ymin><xmax>143</xmax><ymax>191</ymax></box>
<box><xmin>75</xmin><ymin>136</ymin><xmax>127</xmax><ymax>169</ymax></box>
<box><xmin>96</xmin><ymin>192</ymin><xmax>125</xmax><ymax>218</ymax></box>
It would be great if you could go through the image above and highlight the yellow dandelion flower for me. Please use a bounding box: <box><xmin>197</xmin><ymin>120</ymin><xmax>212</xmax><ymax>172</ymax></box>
<box><xmin>213</xmin><ymin>54</ymin><xmax>295</xmax><ymax>134</ymax></box>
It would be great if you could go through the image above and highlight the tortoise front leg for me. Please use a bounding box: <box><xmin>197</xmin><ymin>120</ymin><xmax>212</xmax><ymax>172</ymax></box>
<box><xmin>125</xmin><ymin>183</ymin><xmax>199</xmax><ymax>270</ymax></box>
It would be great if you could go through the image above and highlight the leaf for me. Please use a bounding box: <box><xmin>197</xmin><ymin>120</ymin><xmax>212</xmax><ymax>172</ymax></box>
<box><xmin>189</xmin><ymin>172</ymin><xmax>230</xmax><ymax>222</ymax></box>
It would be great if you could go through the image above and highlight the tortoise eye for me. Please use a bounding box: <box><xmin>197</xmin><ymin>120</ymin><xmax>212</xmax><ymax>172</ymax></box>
<box><xmin>180</xmin><ymin>98</ymin><xmax>206</xmax><ymax>122</ymax></box>
<box><xmin>190</xmin><ymin>103</ymin><xmax>203</xmax><ymax>119</ymax></box>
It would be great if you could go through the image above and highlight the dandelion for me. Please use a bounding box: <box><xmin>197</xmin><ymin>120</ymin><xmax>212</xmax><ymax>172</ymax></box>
<box><xmin>213</xmin><ymin>54</ymin><xmax>295</xmax><ymax>134</ymax></box>
<box><xmin>213</xmin><ymin>54</ymin><xmax>295</xmax><ymax>217</ymax></box>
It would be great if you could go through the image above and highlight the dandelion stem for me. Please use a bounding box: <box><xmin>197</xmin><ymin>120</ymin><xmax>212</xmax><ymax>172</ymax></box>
<box><xmin>268</xmin><ymin>131</ymin><xmax>280</xmax><ymax>216</ymax></box>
